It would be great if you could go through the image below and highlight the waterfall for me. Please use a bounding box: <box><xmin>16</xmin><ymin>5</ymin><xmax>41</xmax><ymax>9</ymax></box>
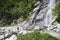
<box><xmin>0</xmin><ymin>0</ymin><xmax>57</xmax><ymax>40</ymax></box>
<box><xmin>20</xmin><ymin>0</ymin><xmax>56</xmax><ymax>30</ymax></box>
<box><xmin>44</xmin><ymin>0</ymin><xmax>56</xmax><ymax>26</ymax></box>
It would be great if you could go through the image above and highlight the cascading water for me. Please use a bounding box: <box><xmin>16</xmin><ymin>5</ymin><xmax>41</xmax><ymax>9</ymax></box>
<box><xmin>0</xmin><ymin>0</ymin><xmax>57</xmax><ymax>40</ymax></box>
<box><xmin>20</xmin><ymin>0</ymin><xmax>56</xmax><ymax>30</ymax></box>
<box><xmin>44</xmin><ymin>0</ymin><xmax>56</xmax><ymax>26</ymax></box>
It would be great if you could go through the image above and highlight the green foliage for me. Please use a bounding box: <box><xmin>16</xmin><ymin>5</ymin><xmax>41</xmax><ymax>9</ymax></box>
<box><xmin>12</xmin><ymin>20</ymin><xmax>17</xmax><ymax>24</ymax></box>
<box><xmin>17</xmin><ymin>30</ymin><xmax>57</xmax><ymax>40</ymax></box>
<box><xmin>53</xmin><ymin>2</ymin><xmax>60</xmax><ymax>23</ymax></box>
<box><xmin>0</xmin><ymin>0</ymin><xmax>37</xmax><ymax>26</ymax></box>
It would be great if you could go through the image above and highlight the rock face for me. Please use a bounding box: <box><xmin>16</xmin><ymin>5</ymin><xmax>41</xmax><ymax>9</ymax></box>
<box><xmin>5</xmin><ymin>35</ymin><xmax>17</xmax><ymax>40</ymax></box>
<box><xmin>0</xmin><ymin>0</ymin><xmax>60</xmax><ymax>40</ymax></box>
<box><xmin>22</xmin><ymin>0</ymin><xmax>56</xmax><ymax>30</ymax></box>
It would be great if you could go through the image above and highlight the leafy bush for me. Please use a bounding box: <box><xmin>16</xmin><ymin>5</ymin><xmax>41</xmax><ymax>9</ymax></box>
<box><xmin>0</xmin><ymin>0</ymin><xmax>37</xmax><ymax>26</ymax></box>
<box><xmin>17</xmin><ymin>30</ymin><xmax>57</xmax><ymax>40</ymax></box>
<box><xmin>53</xmin><ymin>2</ymin><xmax>60</xmax><ymax>23</ymax></box>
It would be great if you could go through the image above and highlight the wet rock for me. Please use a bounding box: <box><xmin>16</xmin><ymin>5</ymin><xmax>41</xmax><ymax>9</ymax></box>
<box><xmin>5</xmin><ymin>35</ymin><xmax>17</xmax><ymax>40</ymax></box>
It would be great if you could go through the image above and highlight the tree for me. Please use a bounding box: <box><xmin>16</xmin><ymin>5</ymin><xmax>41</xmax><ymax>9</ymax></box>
<box><xmin>0</xmin><ymin>0</ymin><xmax>37</xmax><ymax>26</ymax></box>
<box><xmin>53</xmin><ymin>2</ymin><xmax>60</xmax><ymax>23</ymax></box>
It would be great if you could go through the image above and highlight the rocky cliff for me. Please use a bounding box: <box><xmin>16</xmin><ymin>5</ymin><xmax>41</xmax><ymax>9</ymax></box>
<box><xmin>0</xmin><ymin>0</ymin><xmax>60</xmax><ymax>40</ymax></box>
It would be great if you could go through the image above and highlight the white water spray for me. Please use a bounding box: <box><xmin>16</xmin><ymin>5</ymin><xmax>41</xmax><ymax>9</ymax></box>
<box><xmin>44</xmin><ymin>0</ymin><xmax>56</xmax><ymax>26</ymax></box>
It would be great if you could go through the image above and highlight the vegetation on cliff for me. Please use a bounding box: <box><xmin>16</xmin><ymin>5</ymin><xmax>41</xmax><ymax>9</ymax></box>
<box><xmin>53</xmin><ymin>2</ymin><xmax>60</xmax><ymax>23</ymax></box>
<box><xmin>0</xmin><ymin>0</ymin><xmax>37</xmax><ymax>26</ymax></box>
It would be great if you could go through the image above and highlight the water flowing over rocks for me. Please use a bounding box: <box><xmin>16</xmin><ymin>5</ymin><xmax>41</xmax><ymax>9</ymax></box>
<box><xmin>0</xmin><ymin>0</ymin><xmax>60</xmax><ymax>40</ymax></box>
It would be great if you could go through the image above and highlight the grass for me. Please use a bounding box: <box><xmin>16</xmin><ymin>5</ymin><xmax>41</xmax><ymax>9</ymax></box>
<box><xmin>17</xmin><ymin>30</ymin><xmax>57</xmax><ymax>40</ymax></box>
